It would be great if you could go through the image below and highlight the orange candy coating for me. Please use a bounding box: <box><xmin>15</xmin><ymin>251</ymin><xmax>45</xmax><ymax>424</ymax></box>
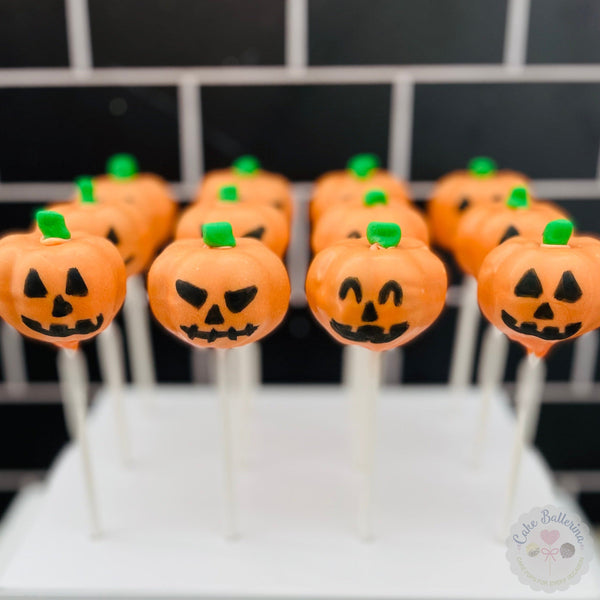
<box><xmin>49</xmin><ymin>177</ymin><xmax>155</xmax><ymax>277</ymax></box>
<box><xmin>0</xmin><ymin>211</ymin><xmax>126</xmax><ymax>350</ymax></box>
<box><xmin>454</xmin><ymin>187</ymin><xmax>568</xmax><ymax>277</ymax></box>
<box><xmin>427</xmin><ymin>157</ymin><xmax>528</xmax><ymax>252</ymax></box>
<box><xmin>306</xmin><ymin>222</ymin><xmax>447</xmax><ymax>352</ymax></box>
<box><xmin>311</xmin><ymin>154</ymin><xmax>411</xmax><ymax>224</ymax></box>
<box><xmin>176</xmin><ymin>185</ymin><xmax>290</xmax><ymax>258</ymax></box>
<box><xmin>195</xmin><ymin>156</ymin><xmax>293</xmax><ymax>222</ymax></box>
<box><xmin>93</xmin><ymin>153</ymin><xmax>177</xmax><ymax>249</ymax></box>
<box><xmin>477</xmin><ymin>220</ymin><xmax>600</xmax><ymax>358</ymax></box>
<box><xmin>148</xmin><ymin>222</ymin><xmax>290</xmax><ymax>350</ymax></box>
<box><xmin>311</xmin><ymin>189</ymin><xmax>429</xmax><ymax>254</ymax></box>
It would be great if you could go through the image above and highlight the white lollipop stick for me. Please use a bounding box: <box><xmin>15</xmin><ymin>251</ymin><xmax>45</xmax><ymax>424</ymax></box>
<box><xmin>57</xmin><ymin>348</ymin><xmax>101</xmax><ymax>537</ymax></box>
<box><xmin>499</xmin><ymin>352</ymin><xmax>546</xmax><ymax>539</ymax></box>
<box><xmin>0</xmin><ymin>321</ymin><xmax>27</xmax><ymax>395</ymax></box>
<box><xmin>472</xmin><ymin>325</ymin><xmax>509</xmax><ymax>466</ymax></box>
<box><xmin>357</xmin><ymin>349</ymin><xmax>382</xmax><ymax>542</ymax></box>
<box><xmin>123</xmin><ymin>274</ymin><xmax>156</xmax><ymax>398</ymax></box>
<box><xmin>191</xmin><ymin>348</ymin><xmax>214</xmax><ymax>384</ymax></box>
<box><xmin>344</xmin><ymin>345</ymin><xmax>363</xmax><ymax>467</ymax></box>
<box><xmin>216</xmin><ymin>348</ymin><xmax>238</xmax><ymax>539</ymax></box>
<box><xmin>570</xmin><ymin>330</ymin><xmax>599</xmax><ymax>398</ymax></box>
<box><xmin>97</xmin><ymin>323</ymin><xmax>131</xmax><ymax>465</ymax></box>
<box><xmin>449</xmin><ymin>275</ymin><xmax>479</xmax><ymax>392</ymax></box>
<box><xmin>235</xmin><ymin>343</ymin><xmax>260</xmax><ymax>465</ymax></box>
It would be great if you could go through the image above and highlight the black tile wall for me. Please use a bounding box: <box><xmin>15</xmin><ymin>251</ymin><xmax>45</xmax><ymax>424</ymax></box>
<box><xmin>89</xmin><ymin>0</ymin><xmax>285</xmax><ymax>67</ymax></box>
<box><xmin>412</xmin><ymin>83</ymin><xmax>600</xmax><ymax>180</ymax></box>
<box><xmin>202</xmin><ymin>84</ymin><xmax>391</xmax><ymax>181</ymax></box>
<box><xmin>528</xmin><ymin>0</ymin><xmax>600</xmax><ymax>64</ymax></box>
<box><xmin>309</xmin><ymin>0</ymin><xmax>507</xmax><ymax>65</ymax></box>
<box><xmin>0</xmin><ymin>0</ymin><xmax>69</xmax><ymax>68</ymax></box>
<box><xmin>0</xmin><ymin>87</ymin><xmax>180</xmax><ymax>182</ymax></box>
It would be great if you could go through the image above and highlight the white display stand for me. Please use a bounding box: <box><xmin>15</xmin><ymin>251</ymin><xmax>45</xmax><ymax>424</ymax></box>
<box><xmin>0</xmin><ymin>385</ymin><xmax>598</xmax><ymax>599</ymax></box>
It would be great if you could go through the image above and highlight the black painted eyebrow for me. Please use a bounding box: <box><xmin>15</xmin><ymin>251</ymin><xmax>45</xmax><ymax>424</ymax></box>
<box><xmin>176</xmin><ymin>279</ymin><xmax>208</xmax><ymax>308</ymax></box>
<box><xmin>339</xmin><ymin>277</ymin><xmax>362</xmax><ymax>302</ymax></box>
<box><xmin>225</xmin><ymin>286</ymin><xmax>258</xmax><ymax>313</ymax></box>
<box><xmin>378</xmin><ymin>280</ymin><xmax>403</xmax><ymax>306</ymax></box>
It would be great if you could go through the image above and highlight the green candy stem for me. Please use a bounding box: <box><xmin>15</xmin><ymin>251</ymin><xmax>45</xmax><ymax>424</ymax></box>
<box><xmin>364</xmin><ymin>189</ymin><xmax>388</xmax><ymax>207</ymax></box>
<box><xmin>219</xmin><ymin>185</ymin><xmax>239</xmax><ymax>202</ymax></box>
<box><xmin>233</xmin><ymin>155</ymin><xmax>260</xmax><ymax>176</ymax></box>
<box><xmin>468</xmin><ymin>156</ymin><xmax>497</xmax><ymax>178</ymax></box>
<box><xmin>75</xmin><ymin>176</ymin><xmax>96</xmax><ymax>204</ymax></box>
<box><xmin>37</xmin><ymin>211</ymin><xmax>71</xmax><ymax>240</ymax></box>
<box><xmin>506</xmin><ymin>186</ymin><xmax>529</xmax><ymax>209</ymax></box>
<box><xmin>543</xmin><ymin>219</ymin><xmax>573</xmax><ymax>245</ymax></box>
<box><xmin>347</xmin><ymin>153</ymin><xmax>380</xmax><ymax>179</ymax></box>
<box><xmin>366</xmin><ymin>221</ymin><xmax>401</xmax><ymax>248</ymax></box>
<box><xmin>107</xmin><ymin>153</ymin><xmax>139</xmax><ymax>179</ymax></box>
<box><xmin>203</xmin><ymin>222</ymin><xmax>236</xmax><ymax>248</ymax></box>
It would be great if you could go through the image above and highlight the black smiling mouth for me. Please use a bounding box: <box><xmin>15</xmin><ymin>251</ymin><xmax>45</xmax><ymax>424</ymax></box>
<box><xmin>180</xmin><ymin>323</ymin><xmax>258</xmax><ymax>343</ymax></box>
<box><xmin>21</xmin><ymin>314</ymin><xmax>104</xmax><ymax>337</ymax></box>
<box><xmin>330</xmin><ymin>320</ymin><xmax>409</xmax><ymax>343</ymax></box>
<box><xmin>501</xmin><ymin>310</ymin><xmax>581</xmax><ymax>341</ymax></box>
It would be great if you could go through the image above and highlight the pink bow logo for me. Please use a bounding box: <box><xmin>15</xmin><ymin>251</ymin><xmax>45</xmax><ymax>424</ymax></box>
<box><xmin>541</xmin><ymin>547</ymin><xmax>559</xmax><ymax>562</ymax></box>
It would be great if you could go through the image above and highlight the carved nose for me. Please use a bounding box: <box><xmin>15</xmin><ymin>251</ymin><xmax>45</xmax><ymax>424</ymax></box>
<box><xmin>533</xmin><ymin>302</ymin><xmax>554</xmax><ymax>320</ymax></box>
<box><xmin>204</xmin><ymin>304</ymin><xmax>224</xmax><ymax>325</ymax></box>
<box><xmin>52</xmin><ymin>295</ymin><xmax>73</xmax><ymax>318</ymax></box>
<box><xmin>361</xmin><ymin>301</ymin><xmax>378</xmax><ymax>322</ymax></box>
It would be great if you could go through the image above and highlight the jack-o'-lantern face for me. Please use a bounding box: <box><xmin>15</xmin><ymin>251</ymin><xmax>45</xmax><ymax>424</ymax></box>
<box><xmin>427</xmin><ymin>157</ymin><xmax>528</xmax><ymax>251</ymax></box>
<box><xmin>148</xmin><ymin>223</ymin><xmax>290</xmax><ymax>349</ymax></box>
<box><xmin>0</xmin><ymin>212</ymin><xmax>126</xmax><ymax>349</ymax></box>
<box><xmin>478</xmin><ymin>220</ymin><xmax>600</xmax><ymax>357</ymax></box>
<box><xmin>306</xmin><ymin>222</ymin><xmax>447</xmax><ymax>352</ymax></box>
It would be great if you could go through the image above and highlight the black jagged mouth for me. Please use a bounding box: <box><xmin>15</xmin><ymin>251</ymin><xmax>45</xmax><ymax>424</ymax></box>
<box><xmin>21</xmin><ymin>314</ymin><xmax>104</xmax><ymax>337</ymax></box>
<box><xmin>180</xmin><ymin>323</ymin><xmax>258</xmax><ymax>343</ymax></box>
<box><xmin>501</xmin><ymin>310</ymin><xmax>581</xmax><ymax>341</ymax></box>
<box><xmin>330</xmin><ymin>319</ymin><xmax>409</xmax><ymax>344</ymax></box>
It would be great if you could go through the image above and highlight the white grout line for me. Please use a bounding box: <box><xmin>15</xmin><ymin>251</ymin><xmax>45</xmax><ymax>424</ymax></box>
<box><xmin>8</xmin><ymin>64</ymin><xmax>600</xmax><ymax>86</ymax></box>
<box><xmin>64</xmin><ymin>0</ymin><xmax>93</xmax><ymax>74</ymax></box>
<box><xmin>503</xmin><ymin>0</ymin><xmax>531</xmax><ymax>68</ymax></box>
<box><xmin>285</xmin><ymin>0</ymin><xmax>308</xmax><ymax>71</ymax></box>
<box><xmin>388</xmin><ymin>76</ymin><xmax>415</xmax><ymax>180</ymax></box>
<box><xmin>177</xmin><ymin>78</ymin><xmax>203</xmax><ymax>189</ymax></box>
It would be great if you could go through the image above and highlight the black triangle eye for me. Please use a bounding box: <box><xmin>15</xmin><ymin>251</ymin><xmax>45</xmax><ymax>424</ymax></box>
<box><xmin>514</xmin><ymin>268</ymin><xmax>543</xmax><ymax>298</ymax></box>
<box><xmin>499</xmin><ymin>225</ymin><xmax>519</xmax><ymax>244</ymax></box>
<box><xmin>107</xmin><ymin>227</ymin><xmax>119</xmax><ymax>245</ymax></box>
<box><xmin>65</xmin><ymin>268</ymin><xmax>88</xmax><ymax>296</ymax></box>
<box><xmin>554</xmin><ymin>271</ymin><xmax>582</xmax><ymax>303</ymax></box>
<box><xmin>378</xmin><ymin>280</ymin><xmax>403</xmax><ymax>306</ymax></box>
<box><xmin>176</xmin><ymin>279</ymin><xmax>207</xmax><ymax>308</ymax></box>
<box><xmin>243</xmin><ymin>226</ymin><xmax>265</xmax><ymax>240</ymax></box>
<box><xmin>458</xmin><ymin>197</ymin><xmax>470</xmax><ymax>212</ymax></box>
<box><xmin>24</xmin><ymin>269</ymin><xmax>47</xmax><ymax>298</ymax></box>
<box><xmin>225</xmin><ymin>286</ymin><xmax>258</xmax><ymax>313</ymax></box>
<box><xmin>347</xmin><ymin>230</ymin><xmax>361</xmax><ymax>239</ymax></box>
<box><xmin>339</xmin><ymin>277</ymin><xmax>362</xmax><ymax>302</ymax></box>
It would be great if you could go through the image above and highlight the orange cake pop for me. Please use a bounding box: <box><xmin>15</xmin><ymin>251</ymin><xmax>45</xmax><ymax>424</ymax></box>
<box><xmin>310</xmin><ymin>154</ymin><xmax>411</xmax><ymax>224</ymax></box>
<box><xmin>477</xmin><ymin>220</ymin><xmax>600</xmax><ymax>358</ymax></box>
<box><xmin>93</xmin><ymin>153</ymin><xmax>177</xmax><ymax>249</ymax></box>
<box><xmin>454</xmin><ymin>187</ymin><xmax>568</xmax><ymax>277</ymax></box>
<box><xmin>196</xmin><ymin>156</ymin><xmax>293</xmax><ymax>222</ymax></box>
<box><xmin>148</xmin><ymin>222</ymin><xmax>290</xmax><ymax>349</ymax></box>
<box><xmin>48</xmin><ymin>177</ymin><xmax>155</xmax><ymax>276</ymax></box>
<box><xmin>427</xmin><ymin>157</ymin><xmax>528</xmax><ymax>252</ymax></box>
<box><xmin>306</xmin><ymin>222</ymin><xmax>447</xmax><ymax>352</ymax></box>
<box><xmin>176</xmin><ymin>185</ymin><xmax>289</xmax><ymax>258</ymax></box>
<box><xmin>311</xmin><ymin>189</ymin><xmax>429</xmax><ymax>254</ymax></box>
<box><xmin>0</xmin><ymin>211</ymin><xmax>126</xmax><ymax>350</ymax></box>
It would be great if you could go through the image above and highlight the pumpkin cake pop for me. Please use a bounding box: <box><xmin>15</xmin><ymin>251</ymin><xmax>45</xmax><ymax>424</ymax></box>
<box><xmin>148</xmin><ymin>222</ymin><xmax>290</xmax><ymax>350</ymax></box>
<box><xmin>477</xmin><ymin>219</ymin><xmax>600</xmax><ymax>358</ymax></box>
<box><xmin>310</xmin><ymin>154</ymin><xmax>411</xmax><ymax>224</ymax></box>
<box><xmin>427</xmin><ymin>157</ymin><xmax>528</xmax><ymax>252</ymax></box>
<box><xmin>48</xmin><ymin>177</ymin><xmax>155</xmax><ymax>277</ymax></box>
<box><xmin>176</xmin><ymin>184</ymin><xmax>289</xmax><ymax>258</ymax></box>
<box><xmin>0</xmin><ymin>211</ymin><xmax>126</xmax><ymax>350</ymax></box>
<box><xmin>306</xmin><ymin>222</ymin><xmax>447</xmax><ymax>352</ymax></box>
<box><xmin>454</xmin><ymin>186</ymin><xmax>568</xmax><ymax>277</ymax></box>
<box><xmin>311</xmin><ymin>188</ymin><xmax>429</xmax><ymax>254</ymax></box>
<box><xmin>93</xmin><ymin>153</ymin><xmax>177</xmax><ymax>249</ymax></box>
<box><xmin>196</xmin><ymin>156</ymin><xmax>293</xmax><ymax>222</ymax></box>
